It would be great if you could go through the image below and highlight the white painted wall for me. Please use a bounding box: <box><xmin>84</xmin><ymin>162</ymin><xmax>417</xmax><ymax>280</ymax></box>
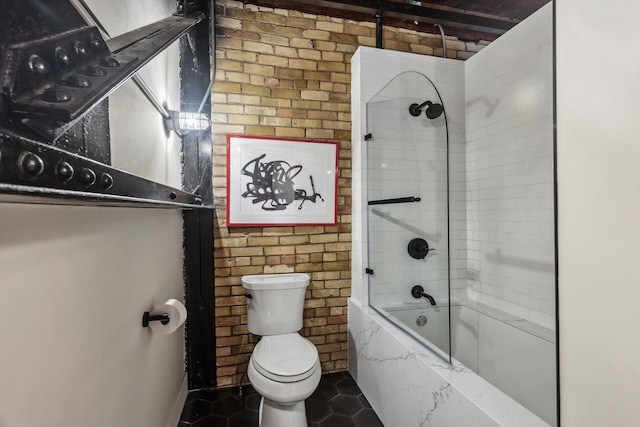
<box><xmin>0</xmin><ymin>2</ymin><xmax>188</xmax><ymax>426</ymax></box>
<box><xmin>465</xmin><ymin>5</ymin><xmax>555</xmax><ymax>330</ymax></box>
<box><xmin>0</xmin><ymin>206</ymin><xmax>185</xmax><ymax>427</ymax></box>
<box><xmin>80</xmin><ymin>0</ymin><xmax>183</xmax><ymax>188</ymax></box>
<box><xmin>556</xmin><ymin>0</ymin><xmax>640</xmax><ymax>425</ymax></box>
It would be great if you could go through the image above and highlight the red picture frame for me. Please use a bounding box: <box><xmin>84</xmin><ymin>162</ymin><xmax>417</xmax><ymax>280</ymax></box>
<box><xmin>226</xmin><ymin>135</ymin><xmax>339</xmax><ymax>227</ymax></box>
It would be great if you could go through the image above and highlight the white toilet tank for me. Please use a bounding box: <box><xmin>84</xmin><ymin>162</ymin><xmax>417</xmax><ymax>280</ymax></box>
<box><xmin>242</xmin><ymin>273</ymin><xmax>310</xmax><ymax>336</ymax></box>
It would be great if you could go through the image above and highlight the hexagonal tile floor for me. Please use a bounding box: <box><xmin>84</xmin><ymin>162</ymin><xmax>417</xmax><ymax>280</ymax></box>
<box><xmin>179</xmin><ymin>371</ymin><xmax>383</xmax><ymax>427</ymax></box>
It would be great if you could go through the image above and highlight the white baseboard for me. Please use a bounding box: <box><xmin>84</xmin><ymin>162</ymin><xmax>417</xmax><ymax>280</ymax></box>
<box><xmin>166</xmin><ymin>372</ymin><xmax>189</xmax><ymax>427</ymax></box>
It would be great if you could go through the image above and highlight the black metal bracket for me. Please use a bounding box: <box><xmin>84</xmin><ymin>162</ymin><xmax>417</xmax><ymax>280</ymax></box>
<box><xmin>368</xmin><ymin>196</ymin><xmax>421</xmax><ymax>205</ymax></box>
<box><xmin>0</xmin><ymin>1</ymin><xmax>211</xmax><ymax>208</ymax></box>
<box><xmin>142</xmin><ymin>311</ymin><xmax>170</xmax><ymax>327</ymax></box>
<box><xmin>364</xmin><ymin>133</ymin><xmax>372</xmax><ymax>141</ymax></box>
<box><xmin>1</xmin><ymin>13</ymin><xmax>203</xmax><ymax>141</ymax></box>
<box><xmin>0</xmin><ymin>129</ymin><xmax>204</xmax><ymax>207</ymax></box>
<box><xmin>375</xmin><ymin>11</ymin><xmax>383</xmax><ymax>48</ymax></box>
<box><xmin>365</xmin><ymin>267</ymin><xmax>374</xmax><ymax>274</ymax></box>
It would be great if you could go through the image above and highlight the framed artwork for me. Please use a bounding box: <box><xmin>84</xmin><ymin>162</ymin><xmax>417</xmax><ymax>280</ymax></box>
<box><xmin>226</xmin><ymin>135</ymin><xmax>339</xmax><ymax>227</ymax></box>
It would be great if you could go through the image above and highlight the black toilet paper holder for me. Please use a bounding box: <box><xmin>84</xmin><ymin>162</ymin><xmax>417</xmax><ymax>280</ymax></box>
<box><xmin>142</xmin><ymin>311</ymin><xmax>170</xmax><ymax>327</ymax></box>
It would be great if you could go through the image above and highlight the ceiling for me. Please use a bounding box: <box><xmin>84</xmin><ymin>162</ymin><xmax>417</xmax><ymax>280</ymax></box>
<box><xmin>245</xmin><ymin>0</ymin><xmax>551</xmax><ymax>41</ymax></box>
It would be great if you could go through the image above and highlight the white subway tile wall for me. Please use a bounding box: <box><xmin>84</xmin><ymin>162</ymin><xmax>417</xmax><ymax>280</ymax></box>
<box><xmin>353</xmin><ymin>3</ymin><xmax>554</xmax><ymax>332</ymax></box>
<box><xmin>465</xmin><ymin>6</ymin><xmax>554</xmax><ymax>329</ymax></box>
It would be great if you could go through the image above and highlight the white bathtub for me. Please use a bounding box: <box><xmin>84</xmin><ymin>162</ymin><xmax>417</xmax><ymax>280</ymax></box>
<box><xmin>385</xmin><ymin>303</ymin><xmax>556</xmax><ymax>425</ymax></box>
<box><xmin>348</xmin><ymin>300</ymin><xmax>555</xmax><ymax>427</ymax></box>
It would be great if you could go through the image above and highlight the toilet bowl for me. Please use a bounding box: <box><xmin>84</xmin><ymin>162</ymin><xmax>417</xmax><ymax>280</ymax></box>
<box><xmin>242</xmin><ymin>273</ymin><xmax>320</xmax><ymax>427</ymax></box>
<box><xmin>248</xmin><ymin>334</ymin><xmax>321</xmax><ymax>427</ymax></box>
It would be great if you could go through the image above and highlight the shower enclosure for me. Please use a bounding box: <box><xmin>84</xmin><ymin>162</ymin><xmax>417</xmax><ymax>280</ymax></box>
<box><xmin>366</xmin><ymin>71</ymin><xmax>453</xmax><ymax>360</ymax></box>
<box><xmin>359</xmin><ymin>41</ymin><xmax>556</xmax><ymax>425</ymax></box>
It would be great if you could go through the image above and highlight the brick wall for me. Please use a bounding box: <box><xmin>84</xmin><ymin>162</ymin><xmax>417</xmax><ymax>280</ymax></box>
<box><xmin>212</xmin><ymin>0</ymin><xmax>486</xmax><ymax>388</ymax></box>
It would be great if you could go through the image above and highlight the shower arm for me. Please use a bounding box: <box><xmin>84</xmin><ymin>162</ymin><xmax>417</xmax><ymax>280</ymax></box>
<box><xmin>411</xmin><ymin>285</ymin><xmax>436</xmax><ymax>305</ymax></box>
<box><xmin>409</xmin><ymin>101</ymin><xmax>430</xmax><ymax>116</ymax></box>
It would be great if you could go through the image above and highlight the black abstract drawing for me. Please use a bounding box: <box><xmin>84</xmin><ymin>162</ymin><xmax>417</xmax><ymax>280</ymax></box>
<box><xmin>241</xmin><ymin>154</ymin><xmax>324</xmax><ymax>211</ymax></box>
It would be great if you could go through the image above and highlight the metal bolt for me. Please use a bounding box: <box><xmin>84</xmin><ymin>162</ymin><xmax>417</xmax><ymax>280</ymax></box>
<box><xmin>43</xmin><ymin>88</ymin><xmax>72</xmax><ymax>103</ymax></box>
<box><xmin>83</xmin><ymin>64</ymin><xmax>106</xmax><ymax>77</ymax></box>
<box><xmin>28</xmin><ymin>55</ymin><xmax>50</xmax><ymax>75</ymax></box>
<box><xmin>55</xmin><ymin>47</ymin><xmax>74</xmax><ymax>69</ymax></box>
<box><xmin>89</xmin><ymin>35</ymin><xmax>103</xmax><ymax>51</ymax></box>
<box><xmin>55</xmin><ymin>161</ymin><xmax>74</xmax><ymax>182</ymax></box>
<box><xmin>100</xmin><ymin>56</ymin><xmax>120</xmax><ymax>68</ymax></box>
<box><xmin>18</xmin><ymin>152</ymin><xmax>44</xmax><ymax>177</ymax></box>
<box><xmin>99</xmin><ymin>173</ymin><xmax>113</xmax><ymax>189</ymax></box>
<box><xmin>74</xmin><ymin>41</ymin><xmax>89</xmax><ymax>58</ymax></box>
<box><xmin>80</xmin><ymin>168</ymin><xmax>96</xmax><ymax>187</ymax></box>
<box><xmin>64</xmin><ymin>75</ymin><xmax>91</xmax><ymax>88</ymax></box>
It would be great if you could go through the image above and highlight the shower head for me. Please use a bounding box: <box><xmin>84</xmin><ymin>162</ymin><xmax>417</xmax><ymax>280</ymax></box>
<box><xmin>409</xmin><ymin>100</ymin><xmax>444</xmax><ymax>119</ymax></box>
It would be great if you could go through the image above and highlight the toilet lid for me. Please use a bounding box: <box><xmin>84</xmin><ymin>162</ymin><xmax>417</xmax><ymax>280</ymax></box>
<box><xmin>252</xmin><ymin>334</ymin><xmax>319</xmax><ymax>383</ymax></box>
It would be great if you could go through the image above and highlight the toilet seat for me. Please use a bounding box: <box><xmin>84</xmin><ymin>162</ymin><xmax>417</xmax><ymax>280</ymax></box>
<box><xmin>252</xmin><ymin>333</ymin><xmax>319</xmax><ymax>383</ymax></box>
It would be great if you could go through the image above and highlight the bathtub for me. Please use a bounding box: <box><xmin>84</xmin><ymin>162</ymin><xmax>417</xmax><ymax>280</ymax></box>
<box><xmin>348</xmin><ymin>299</ymin><xmax>555</xmax><ymax>427</ymax></box>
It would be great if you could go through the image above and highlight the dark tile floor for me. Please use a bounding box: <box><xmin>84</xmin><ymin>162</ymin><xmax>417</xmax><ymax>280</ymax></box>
<box><xmin>179</xmin><ymin>371</ymin><xmax>384</xmax><ymax>427</ymax></box>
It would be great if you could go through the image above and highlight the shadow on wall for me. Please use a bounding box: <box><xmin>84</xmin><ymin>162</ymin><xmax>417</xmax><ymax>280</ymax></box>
<box><xmin>467</xmin><ymin>95</ymin><xmax>501</xmax><ymax>117</ymax></box>
<box><xmin>370</xmin><ymin>209</ymin><xmax>443</xmax><ymax>243</ymax></box>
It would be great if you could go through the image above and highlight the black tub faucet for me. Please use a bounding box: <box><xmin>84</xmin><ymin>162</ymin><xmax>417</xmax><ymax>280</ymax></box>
<box><xmin>411</xmin><ymin>285</ymin><xmax>436</xmax><ymax>305</ymax></box>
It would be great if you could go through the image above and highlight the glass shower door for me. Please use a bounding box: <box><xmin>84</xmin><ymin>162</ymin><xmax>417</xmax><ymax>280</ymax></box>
<box><xmin>366</xmin><ymin>72</ymin><xmax>451</xmax><ymax>360</ymax></box>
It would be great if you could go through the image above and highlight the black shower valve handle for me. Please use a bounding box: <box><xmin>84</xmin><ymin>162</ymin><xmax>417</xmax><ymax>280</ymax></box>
<box><xmin>408</xmin><ymin>237</ymin><xmax>434</xmax><ymax>259</ymax></box>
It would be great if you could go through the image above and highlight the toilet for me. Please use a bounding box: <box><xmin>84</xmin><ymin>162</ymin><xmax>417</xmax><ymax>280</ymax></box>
<box><xmin>242</xmin><ymin>273</ymin><xmax>321</xmax><ymax>427</ymax></box>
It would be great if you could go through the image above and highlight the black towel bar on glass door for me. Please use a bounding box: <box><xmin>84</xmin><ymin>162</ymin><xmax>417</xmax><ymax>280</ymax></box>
<box><xmin>368</xmin><ymin>196</ymin><xmax>421</xmax><ymax>206</ymax></box>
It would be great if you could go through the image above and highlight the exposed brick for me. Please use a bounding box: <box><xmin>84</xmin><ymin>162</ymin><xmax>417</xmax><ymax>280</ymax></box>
<box><xmin>287</xmin><ymin>17</ymin><xmax>315</xmax><ymax>28</ymax></box>
<box><xmin>260</xmin><ymin>34</ymin><xmax>289</xmax><ymax>46</ymax></box>
<box><xmin>264</xmin><ymin>246</ymin><xmax>295</xmax><ymax>255</ymax></box>
<box><xmin>315</xmin><ymin>21</ymin><xmax>344</xmax><ymax>33</ymax></box>
<box><xmin>242</xmin><ymin>21</ymin><xmax>274</xmax><ymax>34</ymax></box>
<box><xmin>279</xmin><ymin>235</ymin><xmax>309</xmax><ymax>245</ymax></box>
<box><xmin>271</xmin><ymin>88</ymin><xmax>300</xmax><ymax>99</ymax></box>
<box><xmin>258</xmin><ymin>54</ymin><xmax>289</xmax><ymax>67</ymax></box>
<box><xmin>306</xmin><ymin>129</ymin><xmax>335</xmax><ymax>139</ymax></box>
<box><xmin>243</xmin><ymin>40</ymin><xmax>274</xmax><ymax>54</ymax></box>
<box><xmin>300</xmin><ymin>90</ymin><xmax>329</xmax><ymax>101</ymax></box>
<box><xmin>275</xmin><ymin>127</ymin><xmax>306</xmax><ymax>138</ymax></box>
<box><xmin>302</xmin><ymin>29</ymin><xmax>330</xmax><ymax>40</ymax></box>
<box><xmin>318</xmin><ymin>61</ymin><xmax>345</xmax><ymax>72</ymax></box>
<box><xmin>295</xmin><ymin>263</ymin><xmax>324</xmax><ymax>273</ymax></box>
<box><xmin>310</xmin><ymin>234</ymin><xmax>339</xmax><ymax>244</ymax></box>
<box><xmin>255</xmin><ymin>11</ymin><xmax>286</xmax><ymax>25</ymax></box>
<box><xmin>290</xmin><ymin>38</ymin><xmax>314</xmax><ymax>49</ymax></box>
<box><xmin>244</xmin><ymin>63</ymin><xmax>275</xmax><ymax>75</ymax></box>
<box><xmin>277</xmin><ymin>108</ymin><xmax>307</xmax><ymax>118</ymax></box>
<box><xmin>303</xmin><ymin>70</ymin><xmax>331</xmax><ymax>81</ymax></box>
<box><xmin>288</xmin><ymin>58</ymin><xmax>317</xmax><ymax>70</ymax></box>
